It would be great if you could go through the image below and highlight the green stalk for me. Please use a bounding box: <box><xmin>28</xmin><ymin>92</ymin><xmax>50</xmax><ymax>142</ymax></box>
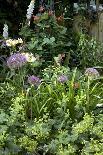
<box><xmin>86</xmin><ymin>77</ymin><xmax>90</xmax><ymax>113</ymax></box>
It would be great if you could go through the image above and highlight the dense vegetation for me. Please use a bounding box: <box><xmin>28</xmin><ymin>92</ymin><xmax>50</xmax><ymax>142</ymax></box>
<box><xmin>0</xmin><ymin>0</ymin><xmax>103</xmax><ymax>154</ymax></box>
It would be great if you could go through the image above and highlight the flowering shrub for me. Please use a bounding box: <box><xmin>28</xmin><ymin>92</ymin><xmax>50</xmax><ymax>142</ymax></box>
<box><xmin>19</xmin><ymin>1</ymin><xmax>70</xmax><ymax>68</ymax></box>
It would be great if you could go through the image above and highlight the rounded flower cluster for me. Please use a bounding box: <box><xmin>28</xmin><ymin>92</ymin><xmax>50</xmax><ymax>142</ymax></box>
<box><xmin>28</xmin><ymin>75</ymin><xmax>41</xmax><ymax>86</ymax></box>
<box><xmin>85</xmin><ymin>68</ymin><xmax>100</xmax><ymax>78</ymax></box>
<box><xmin>58</xmin><ymin>75</ymin><xmax>68</xmax><ymax>83</ymax></box>
<box><xmin>7</xmin><ymin>53</ymin><xmax>27</xmax><ymax>69</ymax></box>
<box><xmin>6</xmin><ymin>38</ymin><xmax>23</xmax><ymax>47</ymax></box>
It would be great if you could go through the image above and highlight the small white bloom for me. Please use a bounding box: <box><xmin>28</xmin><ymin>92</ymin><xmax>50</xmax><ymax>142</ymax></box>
<box><xmin>6</xmin><ymin>38</ymin><xmax>23</xmax><ymax>47</ymax></box>
<box><xmin>3</xmin><ymin>24</ymin><xmax>8</xmax><ymax>39</ymax></box>
<box><xmin>18</xmin><ymin>38</ymin><xmax>23</xmax><ymax>44</ymax></box>
<box><xmin>6</xmin><ymin>39</ymin><xmax>12</xmax><ymax>46</ymax></box>
<box><xmin>22</xmin><ymin>52</ymin><xmax>36</xmax><ymax>62</ymax></box>
<box><xmin>26</xmin><ymin>0</ymin><xmax>35</xmax><ymax>20</ymax></box>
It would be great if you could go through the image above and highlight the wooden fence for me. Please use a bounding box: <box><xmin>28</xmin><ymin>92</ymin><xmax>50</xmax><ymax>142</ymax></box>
<box><xmin>73</xmin><ymin>11</ymin><xmax>103</xmax><ymax>42</ymax></box>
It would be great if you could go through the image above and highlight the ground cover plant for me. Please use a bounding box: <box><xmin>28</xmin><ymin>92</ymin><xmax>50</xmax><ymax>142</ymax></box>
<box><xmin>0</xmin><ymin>0</ymin><xmax>103</xmax><ymax>155</ymax></box>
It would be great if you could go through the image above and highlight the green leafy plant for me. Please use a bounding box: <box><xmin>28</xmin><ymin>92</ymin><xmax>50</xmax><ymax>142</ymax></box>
<box><xmin>77</xmin><ymin>33</ymin><xmax>103</xmax><ymax>68</ymax></box>
<box><xmin>20</xmin><ymin>11</ymin><xmax>71</xmax><ymax>68</ymax></box>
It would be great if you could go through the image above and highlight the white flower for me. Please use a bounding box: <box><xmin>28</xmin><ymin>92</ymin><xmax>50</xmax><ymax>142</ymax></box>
<box><xmin>3</xmin><ymin>24</ymin><xmax>8</xmax><ymax>39</ymax></box>
<box><xmin>18</xmin><ymin>38</ymin><xmax>23</xmax><ymax>44</ymax></box>
<box><xmin>6</xmin><ymin>38</ymin><xmax>23</xmax><ymax>47</ymax></box>
<box><xmin>6</xmin><ymin>39</ymin><xmax>13</xmax><ymax>46</ymax></box>
<box><xmin>22</xmin><ymin>52</ymin><xmax>36</xmax><ymax>62</ymax></box>
<box><xmin>26</xmin><ymin>0</ymin><xmax>35</xmax><ymax>20</ymax></box>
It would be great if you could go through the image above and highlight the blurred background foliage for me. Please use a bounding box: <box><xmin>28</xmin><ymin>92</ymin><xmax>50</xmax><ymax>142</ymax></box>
<box><xmin>0</xmin><ymin>0</ymin><xmax>74</xmax><ymax>36</ymax></box>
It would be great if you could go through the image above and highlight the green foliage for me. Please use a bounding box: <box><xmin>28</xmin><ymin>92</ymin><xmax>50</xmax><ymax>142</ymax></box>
<box><xmin>19</xmin><ymin>13</ymin><xmax>70</xmax><ymax>68</ymax></box>
<box><xmin>0</xmin><ymin>65</ymin><xmax>103</xmax><ymax>154</ymax></box>
<box><xmin>77</xmin><ymin>34</ymin><xmax>103</xmax><ymax>68</ymax></box>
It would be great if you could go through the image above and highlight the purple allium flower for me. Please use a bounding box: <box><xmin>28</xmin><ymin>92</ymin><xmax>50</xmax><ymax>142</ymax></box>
<box><xmin>7</xmin><ymin>53</ymin><xmax>27</xmax><ymax>69</ymax></box>
<box><xmin>85</xmin><ymin>68</ymin><xmax>100</xmax><ymax>78</ymax></box>
<box><xmin>58</xmin><ymin>75</ymin><xmax>68</xmax><ymax>83</ymax></box>
<box><xmin>28</xmin><ymin>75</ymin><xmax>41</xmax><ymax>86</ymax></box>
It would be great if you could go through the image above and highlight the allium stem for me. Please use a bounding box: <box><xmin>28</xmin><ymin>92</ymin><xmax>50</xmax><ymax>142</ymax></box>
<box><xmin>31</xmin><ymin>102</ymin><xmax>33</xmax><ymax>121</ymax></box>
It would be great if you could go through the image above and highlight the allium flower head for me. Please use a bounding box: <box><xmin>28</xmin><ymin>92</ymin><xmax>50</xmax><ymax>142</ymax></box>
<box><xmin>7</xmin><ymin>53</ymin><xmax>27</xmax><ymax>69</ymax></box>
<box><xmin>28</xmin><ymin>75</ymin><xmax>41</xmax><ymax>86</ymax></box>
<box><xmin>58</xmin><ymin>75</ymin><xmax>68</xmax><ymax>83</ymax></box>
<box><xmin>26</xmin><ymin>0</ymin><xmax>35</xmax><ymax>20</ymax></box>
<box><xmin>85</xmin><ymin>68</ymin><xmax>100</xmax><ymax>78</ymax></box>
<box><xmin>3</xmin><ymin>24</ymin><xmax>8</xmax><ymax>39</ymax></box>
